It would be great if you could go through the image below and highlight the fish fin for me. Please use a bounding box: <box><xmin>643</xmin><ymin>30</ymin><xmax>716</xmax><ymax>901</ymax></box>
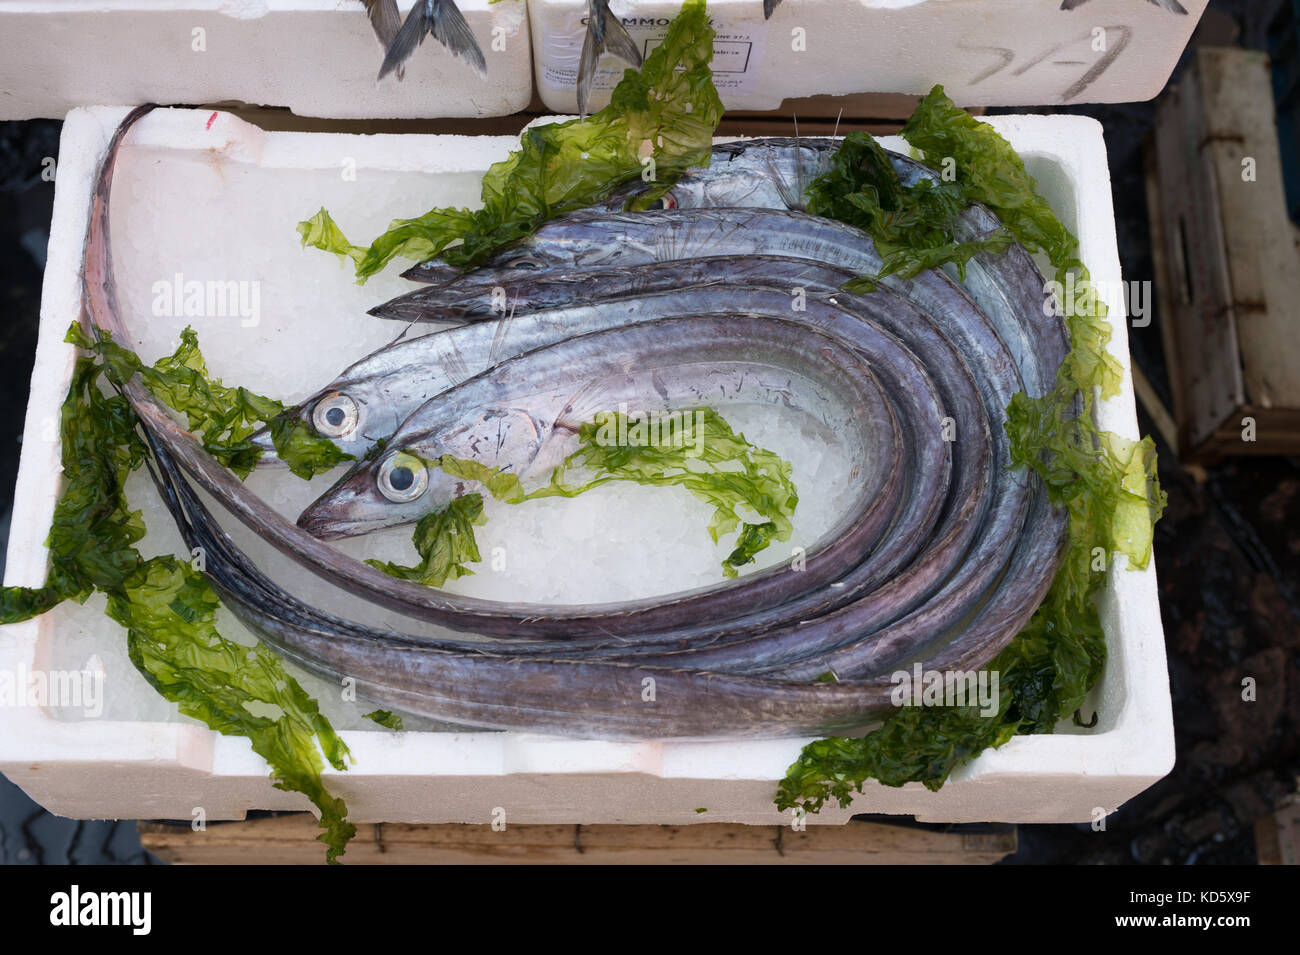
<box><xmin>429</xmin><ymin>0</ymin><xmax>488</xmax><ymax>76</ymax></box>
<box><xmin>363</xmin><ymin>0</ymin><xmax>402</xmax><ymax>46</ymax></box>
<box><xmin>1058</xmin><ymin>0</ymin><xmax>1088</xmax><ymax>9</ymax></box>
<box><xmin>523</xmin><ymin>424</ymin><xmax>580</xmax><ymax>481</ymax></box>
<box><xmin>378</xmin><ymin>0</ymin><xmax>486</xmax><ymax>80</ymax></box>
<box><xmin>1149</xmin><ymin>0</ymin><xmax>1188</xmax><ymax>12</ymax></box>
<box><xmin>363</xmin><ymin>0</ymin><xmax>405</xmax><ymax>80</ymax></box>
<box><xmin>768</xmin><ymin>153</ymin><xmax>805</xmax><ymax>211</ymax></box>
<box><xmin>577</xmin><ymin>0</ymin><xmax>641</xmax><ymax>120</ymax></box>
<box><xmin>378</xmin><ymin>1</ymin><xmax>430</xmax><ymax>79</ymax></box>
<box><xmin>577</xmin><ymin>23</ymin><xmax>599</xmax><ymax>120</ymax></box>
<box><xmin>603</xmin><ymin>9</ymin><xmax>643</xmax><ymax>70</ymax></box>
<box><xmin>763</xmin><ymin>0</ymin><xmax>782</xmax><ymax>19</ymax></box>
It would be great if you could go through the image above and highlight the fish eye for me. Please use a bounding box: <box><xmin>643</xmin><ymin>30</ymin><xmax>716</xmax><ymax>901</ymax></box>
<box><xmin>648</xmin><ymin>193</ymin><xmax>678</xmax><ymax>210</ymax></box>
<box><xmin>378</xmin><ymin>451</ymin><xmax>428</xmax><ymax>504</ymax></box>
<box><xmin>312</xmin><ymin>392</ymin><xmax>359</xmax><ymax>438</ymax></box>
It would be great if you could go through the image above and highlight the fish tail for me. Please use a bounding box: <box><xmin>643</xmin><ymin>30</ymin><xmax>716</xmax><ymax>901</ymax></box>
<box><xmin>763</xmin><ymin>0</ymin><xmax>782</xmax><ymax>19</ymax></box>
<box><xmin>378</xmin><ymin>0</ymin><xmax>486</xmax><ymax>81</ymax></box>
<box><xmin>578</xmin><ymin>0</ymin><xmax>642</xmax><ymax>119</ymax></box>
<box><xmin>363</xmin><ymin>0</ymin><xmax>401</xmax><ymax>46</ymax></box>
<box><xmin>363</xmin><ymin>0</ymin><xmax>405</xmax><ymax>80</ymax></box>
<box><xmin>429</xmin><ymin>0</ymin><xmax>488</xmax><ymax>76</ymax></box>
<box><xmin>84</xmin><ymin>105</ymin><xmax>158</xmax><ymax>345</ymax></box>
<box><xmin>602</xmin><ymin>5</ymin><xmax>642</xmax><ymax>69</ymax></box>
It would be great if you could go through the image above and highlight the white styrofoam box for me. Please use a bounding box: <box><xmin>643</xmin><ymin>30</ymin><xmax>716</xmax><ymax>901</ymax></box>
<box><xmin>0</xmin><ymin>106</ymin><xmax>1172</xmax><ymax>828</ymax></box>
<box><xmin>531</xmin><ymin>0</ymin><xmax>1208</xmax><ymax>114</ymax></box>
<box><xmin>0</xmin><ymin>1</ymin><xmax>531</xmax><ymax>120</ymax></box>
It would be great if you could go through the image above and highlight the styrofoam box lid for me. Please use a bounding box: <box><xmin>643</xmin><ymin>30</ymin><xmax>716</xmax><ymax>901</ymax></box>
<box><xmin>0</xmin><ymin>1</ymin><xmax>532</xmax><ymax>121</ymax></box>
<box><xmin>531</xmin><ymin>0</ymin><xmax>1210</xmax><ymax>113</ymax></box>
<box><xmin>0</xmin><ymin>107</ymin><xmax>1173</xmax><ymax>827</ymax></box>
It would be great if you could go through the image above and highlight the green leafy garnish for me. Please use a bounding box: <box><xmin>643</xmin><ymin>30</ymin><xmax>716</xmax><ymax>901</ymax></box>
<box><xmin>109</xmin><ymin>557</ymin><xmax>355</xmax><ymax>863</ymax></box>
<box><xmin>297</xmin><ymin>0</ymin><xmax>723</xmax><ymax>280</ymax></box>
<box><xmin>1</xmin><ymin>325</ymin><xmax>357</xmax><ymax>863</ymax></box>
<box><xmin>371</xmin><ymin>408</ymin><xmax>799</xmax><ymax>585</ymax></box>
<box><xmin>0</xmin><ymin>349</ymin><xmax>147</xmax><ymax>620</ymax></box>
<box><xmin>67</xmin><ymin>323</ymin><xmax>351</xmax><ymax>481</ymax></box>
<box><xmin>366</xmin><ymin>494</ymin><xmax>487</xmax><ymax>587</ymax></box>
<box><xmin>901</xmin><ymin>86</ymin><xmax>1083</xmax><ymax>276</ymax></box>
<box><xmin>804</xmin><ymin>130</ymin><xmax>1013</xmax><ymax>289</ymax></box>
<box><xmin>266</xmin><ymin>413</ymin><xmax>356</xmax><ymax>481</ymax></box>
<box><xmin>777</xmin><ymin>86</ymin><xmax>1166</xmax><ymax>812</ymax></box>
<box><xmin>364</xmin><ymin>710</ymin><xmax>405</xmax><ymax>731</ymax></box>
<box><xmin>543</xmin><ymin>410</ymin><xmax>798</xmax><ymax>579</ymax></box>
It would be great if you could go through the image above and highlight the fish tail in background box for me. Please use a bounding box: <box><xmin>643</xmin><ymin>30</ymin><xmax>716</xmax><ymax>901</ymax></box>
<box><xmin>0</xmin><ymin>106</ymin><xmax>1173</xmax><ymax>826</ymax></box>
<box><xmin>530</xmin><ymin>0</ymin><xmax>1209</xmax><ymax>114</ymax></box>
<box><xmin>0</xmin><ymin>1</ymin><xmax>531</xmax><ymax>121</ymax></box>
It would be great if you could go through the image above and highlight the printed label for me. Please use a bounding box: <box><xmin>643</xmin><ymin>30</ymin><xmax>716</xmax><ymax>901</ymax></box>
<box><xmin>540</xmin><ymin>16</ymin><xmax>769</xmax><ymax>101</ymax></box>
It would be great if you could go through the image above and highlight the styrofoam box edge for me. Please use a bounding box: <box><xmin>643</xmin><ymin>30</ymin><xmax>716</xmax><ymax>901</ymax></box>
<box><xmin>529</xmin><ymin>0</ymin><xmax>1209</xmax><ymax>113</ymax></box>
<box><xmin>0</xmin><ymin>106</ymin><xmax>1173</xmax><ymax>826</ymax></box>
<box><xmin>0</xmin><ymin>1</ymin><xmax>532</xmax><ymax>120</ymax></box>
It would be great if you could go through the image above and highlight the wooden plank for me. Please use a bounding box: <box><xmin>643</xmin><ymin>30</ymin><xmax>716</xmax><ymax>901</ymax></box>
<box><xmin>1145</xmin><ymin>46</ymin><xmax>1300</xmax><ymax>463</ymax></box>
<box><xmin>1152</xmin><ymin>53</ymin><xmax>1245</xmax><ymax>450</ymax></box>
<box><xmin>1130</xmin><ymin>363</ymin><xmax>1179</xmax><ymax>455</ymax></box>
<box><xmin>1255</xmin><ymin>797</ymin><xmax>1300</xmax><ymax>865</ymax></box>
<box><xmin>1143</xmin><ymin>139</ymin><xmax>1191</xmax><ymax>454</ymax></box>
<box><xmin>1198</xmin><ymin>48</ymin><xmax>1300</xmax><ymax>412</ymax></box>
<box><xmin>139</xmin><ymin>815</ymin><xmax>1016</xmax><ymax>865</ymax></box>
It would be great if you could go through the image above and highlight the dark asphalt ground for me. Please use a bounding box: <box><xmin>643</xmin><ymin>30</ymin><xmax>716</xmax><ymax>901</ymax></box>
<box><xmin>0</xmin><ymin>0</ymin><xmax>1295</xmax><ymax>865</ymax></box>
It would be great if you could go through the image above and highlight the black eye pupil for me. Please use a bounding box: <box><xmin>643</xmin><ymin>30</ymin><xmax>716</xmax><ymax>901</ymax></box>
<box><xmin>389</xmin><ymin>466</ymin><xmax>414</xmax><ymax>491</ymax></box>
<box><xmin>325</xmin><ymin>407</ymin><xmax>346</xmax><ymax>427</ymax></box>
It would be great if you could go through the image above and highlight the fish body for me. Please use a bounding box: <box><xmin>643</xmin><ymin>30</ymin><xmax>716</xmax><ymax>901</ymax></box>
<box><xmin>598</xmin><ymin>138</ymin><xmax>837</xmax><ymax>213</ymax></box>
<box><xmin>378</xmin><ymin>0</ymin><xmax>487</xmax><ymax>80</ymax></box>
<box><xmin>77</xmin><ymin>108</ymin><xmax>1069</xmax><ymax>738</ymax></box>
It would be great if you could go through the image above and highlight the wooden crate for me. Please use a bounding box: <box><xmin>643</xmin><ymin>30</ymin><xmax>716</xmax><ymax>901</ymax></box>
<box><xmin>1144</xmin><ymin>47</ymin><xmax>1300</xmax><ymax>463</ymax></box>
<box><xmin>1255</xmin><ymin>793</ymin><xmax>1300</xmax><ymax>865</ymax></box>
<box><xmin>138</xmin><ymin>815</ymin><xmax>1016</xmax><ymax>865</ymax></box>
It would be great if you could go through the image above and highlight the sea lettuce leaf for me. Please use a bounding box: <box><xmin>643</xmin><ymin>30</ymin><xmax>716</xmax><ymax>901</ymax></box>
<box><xmin>1</xmin><ymin>325</ymin><xmax>357</xmax><ymax>863</ymax></box>
<box><xmin>804</xmin><ymin>130</ymin><xmax>1013</xmax><ymax>288</ymax></box>
<box><xmin>297</xmin><ymin>0</ymin><xmax>723</xmax><ymax>280</ymax></box>
<box><xmin>67</xmin><ymin>323</ymin><xmax>350</xmax><ymax>481</ymax></box>
<box><xmin>108</xmin><ymin>557</ymin><xmax>355</xmax><ymax>863</ymax></box>
<box><xmin>364</xmin><ymin>710</ymin><xmax>405</xmax><ymax>730</ymax></box>
<box><xmin>366</xmin><ymin>494</ymin><xmax>487</xmax><ymax>587</ymax></box>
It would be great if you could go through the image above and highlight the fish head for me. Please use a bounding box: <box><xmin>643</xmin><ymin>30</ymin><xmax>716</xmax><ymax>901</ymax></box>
<box><xmin>295</xmin><ymin>446</ymin><xmax>462</xmax><ymax>540</ymax></box>
<box><xmin>296</xmin><ymin>405</ymin><xmax>549</xmax><ymax>540</ymax></box>
<box><xmin>250</xmin><ymin>381</ymin><xmax>399</xmax><ymax>466</ymax></box>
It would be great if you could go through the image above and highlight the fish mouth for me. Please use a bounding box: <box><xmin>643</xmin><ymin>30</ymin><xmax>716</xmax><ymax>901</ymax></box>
<box><xmin>296</xmin><ymin>494</ymin><xmax>389</xmax><ymax>542</ymax></box>
<box><xmin>295</xmin><ymin>464</ymin><xmax>407</xmax><ymax>541</ymax></box>
<box><xmin>400</xmin><ymin>259</ymin><xmax>461</xmax><ymax>284</ymax></box>
<box><xmin>295</xmin><ymin>508</ymin><xmax>376</xmax><ymax>542</ymax></box>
